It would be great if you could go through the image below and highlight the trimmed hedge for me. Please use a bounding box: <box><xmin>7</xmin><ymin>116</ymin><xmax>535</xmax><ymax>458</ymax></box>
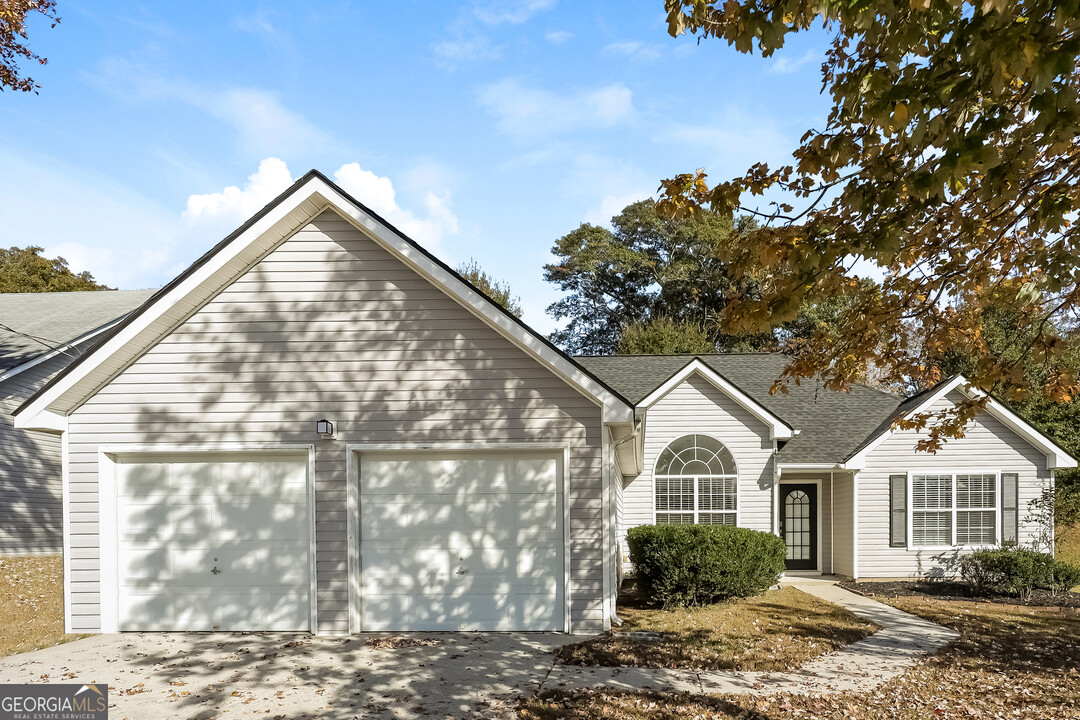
<box><xmin>960</xmin><ymin>548</ymin><xmax>1080</xmax><ymax>599</ymax></box>
<box><xmin>626</xmin><ymin>524</ymin><xmax>786</xmax><ymax>608</ymax></box>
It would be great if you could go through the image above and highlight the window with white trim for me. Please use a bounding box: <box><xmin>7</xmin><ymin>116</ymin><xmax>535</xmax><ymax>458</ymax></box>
<box><xmin>911</xmin><ymin>472</ymin><xmax>997</xmax><ymax>547</ymax></box>
<box><xmin>654</xmin><ymin>434</ymin><xmax>737</xmax><ymax>525</ymax></box>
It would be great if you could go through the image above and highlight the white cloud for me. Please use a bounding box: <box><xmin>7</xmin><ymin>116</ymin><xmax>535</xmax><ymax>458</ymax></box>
<box><xmin>472</xmin><ymin>0</ymin><xmax>557</xmax><ymax>25</ymax></box>
<box><xmin>656</xmin><ymin>109</ymin><xmax>794</xmax><ymax>176</ymax></box>
<box><xmin>603</xmin><ymin>41</ymin><xmax>663</xmax><ymax>61</ymax></box>
<box><xmin>478</xmin><ymin>79</ymin><xmax>635</xmax><ymax>142</ymax></box>
<box><xmin>585</xmin><ymin>191</ymin><xmax>654</xmax><ymax>226</ymax></box>
<box><xmin>432</xmin><ymin>1</ymin><xmax>556</xmax><ymax>67</ymax></box>
<box><xmin>333</xmin><ymin>163</ymin><xmax>459</xmax><ymax>248</ymax></box>
<box><xmin>184</xmin><ymin>158</ymin><xmax>294</xmax><ymax>224</ymax></box>
<box><xmin>545</xmin><ymin>30</ymin><xmax>573</xmax><ymax>44</ymax></box>
<box><xmin>183</xmin><ymin>158</ymin><xmax>459</xmax><ymax>250</ymax></box>
<box><xmin>431</xmin><ymin>35</ymin><xmax>502</xmax><ymax>64</ymax></box>
<box><xmin>769</xmin><ymin>49</ymin><xmax>819</xmax><ymax>75</ymax></box>
<box><xmin>555</xmin><ymin>153</ymin><xmax>656</xmax><ymax>227</ymax></box>
<box><xmin>85</xmin><ymin>59</ymin><xmax>331</xmax><ymax>158</ymax></box>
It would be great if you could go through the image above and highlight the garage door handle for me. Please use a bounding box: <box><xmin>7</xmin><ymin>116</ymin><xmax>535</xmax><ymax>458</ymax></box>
<box><xmin>211</xmin><ymin>565</ymin><xmax>222</xmax><ymax>575</ymax></box>
<box><xmin>456</xmin><ymin>568</ymin><xmax>467</xmax><ymax>575</ymax></box>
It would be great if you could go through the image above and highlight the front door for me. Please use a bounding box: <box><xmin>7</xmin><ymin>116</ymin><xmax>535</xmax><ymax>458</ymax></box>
<box><xmin>780</xmin><ymin>484</ymin><xmax>817</xmax><ymax>571</ymax></box>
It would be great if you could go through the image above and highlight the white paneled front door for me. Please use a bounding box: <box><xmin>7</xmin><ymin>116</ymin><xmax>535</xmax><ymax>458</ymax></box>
<box><xmin>114</xmin><ymin>454</ymin><xmax>311</xmax><ymax>631</ymax></box>
<box><xmin>358</xmin><ymin>451</ymin><xmax>564</xmax><ymax>631</ymax></box>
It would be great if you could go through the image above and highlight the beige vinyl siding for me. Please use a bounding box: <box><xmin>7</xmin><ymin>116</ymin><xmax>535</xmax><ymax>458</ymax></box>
<box><xmin>830</xmin><ymin>472</ymin><xmax>855</xmax><ymax>577</ymax></box>
<box><xmin>65</xmin><ymin>209</ymin><xmax>606</xmax><ymax>633</ymax></box>
<box><xmin>623</xmin><ymin>373</ymin><xmax>775</xmax><ymax>539</ymax></box>
<box><xmin>857</xmin><ymin>390</ymin><xmax>1050</xmax><ymax>577</ymax></box>
<box><xmin>0</xmin><ymin>346</ymin><xmax>95</xmax><ymax>554</ymax></box>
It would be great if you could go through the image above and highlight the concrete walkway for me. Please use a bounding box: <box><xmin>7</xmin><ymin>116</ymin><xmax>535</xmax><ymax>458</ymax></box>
<box><xmin>541</xmin><ymin>576</ymin><xmax>959</xmax><ymax>696</ymax></box>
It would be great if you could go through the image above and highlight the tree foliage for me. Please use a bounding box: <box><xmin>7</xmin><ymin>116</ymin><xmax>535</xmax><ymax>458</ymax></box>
<box><xmin>930</xmin><ymin>306</ymin><xmax>1080</xmax><ymax>524</ymax></box>
<box><xmin>456</xmin><ymin>258</ymin><xmax>523</xmax><ymax>318</ymax></box>
<box><xmin>615</xmin><ymin>316</ymin><xmax>716</xmax><ymax>355</ymax></box>
<box><xmin>1</xmin><ymin>1</ymin><xmax>59</xmax><ymax>93</ymax></box>
<box><xmin>0</xmin><ymin>246</ymin><xmax>110</xmax><ymax>292</ymax></box>
<box><xmin>658</xmin><ymin>0</ymin><xmax>1080</xmax><ymax>449</ymax></box>
<box><xmin>544</xmin><ymin>200</ymin><xmax>774</xmax><ymax>355</ymax></box>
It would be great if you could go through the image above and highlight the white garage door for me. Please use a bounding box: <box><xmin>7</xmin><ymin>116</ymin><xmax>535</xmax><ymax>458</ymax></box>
<box><xmin>115</xmin><ymin>454</ymin><xmax>311</xmax><ymax>631</ymax></box>
<box><xmin>359</xmin><ymin>451</ymin><xmax>564</xmax><ymax>631</ymax></box>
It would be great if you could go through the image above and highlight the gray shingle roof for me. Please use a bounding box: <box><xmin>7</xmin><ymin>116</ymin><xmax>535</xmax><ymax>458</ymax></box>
<box><xmin>575</xmin><ymin>353</ymin><xmax>904</xmax><ymax>465</ymax></box>
<box><xmin>0</xmin><ymin>290</ymin><xmax>157</xmax><ymax>374</ymax></box>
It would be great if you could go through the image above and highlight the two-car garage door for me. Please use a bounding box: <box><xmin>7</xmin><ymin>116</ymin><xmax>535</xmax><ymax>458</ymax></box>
<box><xmin>112</xmin><ymin>449</ymin><xmax>565</xmax><ymax>632</ymax></box>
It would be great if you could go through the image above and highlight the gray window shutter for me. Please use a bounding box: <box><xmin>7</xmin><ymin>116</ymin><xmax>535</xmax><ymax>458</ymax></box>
<box><xmin>890</xmin><ymin>474</ymin><xmax>907</xmax><ymax>548</ymax></box>
<box><xmin>1002</xmin><ymin>473</ymin><xmax>1019</xmax><ymax>545</ymax></box>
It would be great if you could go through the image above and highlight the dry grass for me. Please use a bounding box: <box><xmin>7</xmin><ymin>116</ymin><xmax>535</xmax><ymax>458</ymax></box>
<box><xmin>524</xmin><ymin>595</ymin><xmax>1080</xmax><ymax>720</ymax></box>
<box><xmin>554</xmin><ymin>585</ymin><xmax>876</xmax><ymax>672</ymax></box>
<box><xmin>1058</xmin><ymin>525</ymin><xmax>1080</xmax><ymax>566</ymax></box>
<box><xmin>0</xmin><ymin>555</ymin><xmax>84</xmax><ymax>658</ymax></box>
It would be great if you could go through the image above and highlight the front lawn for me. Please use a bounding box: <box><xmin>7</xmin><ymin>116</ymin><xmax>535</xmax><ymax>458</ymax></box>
<box><xmin>523</xmin><ymin>596</ymin><xmax>1080</xmax><ymax>720</ymax></box>
<box><xmin>554</xmin><ymin>584</ymin><xmax>876</xmax><ymax>672</ymax></box>
<box><xmin>0</xmin><ymin>555</ymin><xmax>83</xmax><ymax>658</ymax></box>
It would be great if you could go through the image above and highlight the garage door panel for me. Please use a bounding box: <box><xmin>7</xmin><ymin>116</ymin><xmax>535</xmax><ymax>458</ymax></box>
<box><xmin>362</xmin><ymin>574</ymin><xmax>557</xmax><ymax>596</ymax></box>
<box><xmin>362</xmin><ymin>542</ymin><xmax>560</xmax><ymax>577</ymax></box>
<box><xmin>360</xmin><ymin>497</ymin><xmax>559</xmax><ymax>541</ymax></box>
<box><xmin>359</xmin><ymin>451</ymin><xmax>563</xmax><ymax>631</ymax></box>
<box><xmin>116</xmin><ymin>455</ymin><xmax>310</xmax><ymax>631</ymax></box>
<box><xmin>215</xmin><ymin>500</ymin><xmax>310</xmax><ymax>541</ymax></box>
<box><xmin>361</xmin><ymin>455</ymin><xmax>558</xmax><ymax>495</ymax></box>
<box><xmin>361</xmin><ymin>591</ymin><xmax>561</xmax><ymax>632</ymax></box>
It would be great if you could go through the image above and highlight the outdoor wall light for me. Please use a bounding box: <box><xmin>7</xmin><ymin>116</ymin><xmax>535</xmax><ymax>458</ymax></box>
<box><xmin>316</xmin><ymin>419</ymin><xmax>335</xmax><ymax>438</ymax></box>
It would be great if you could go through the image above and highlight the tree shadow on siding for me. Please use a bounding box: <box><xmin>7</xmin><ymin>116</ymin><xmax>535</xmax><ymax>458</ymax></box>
<box><xmin>0</xmin><ymin>375</ymin><xmax>63</xmax><ymax>555</ymax></box>
<box><xmin>103</xmin><ymin>213</ymin><xmax>604</xmax><ymax>713</ymax></box>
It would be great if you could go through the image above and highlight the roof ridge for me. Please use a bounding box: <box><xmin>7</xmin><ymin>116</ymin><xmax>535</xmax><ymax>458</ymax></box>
<box><xmin>574</xmin><ymin>351</ymin><xmax>785</xmax><ymax>358</ymax></box>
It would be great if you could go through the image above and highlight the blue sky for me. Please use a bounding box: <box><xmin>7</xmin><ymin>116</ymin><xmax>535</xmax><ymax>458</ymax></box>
<box><xmin>0</xmin><ymin>1</ymin><xmax>830</xmax><ymax>333</ymax></box>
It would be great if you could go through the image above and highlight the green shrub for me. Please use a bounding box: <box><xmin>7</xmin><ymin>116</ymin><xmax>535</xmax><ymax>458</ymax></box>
<box><xmin>960</xmin><ymin>548</ymin><xmax>1080</xmax><ymax>598</ymax></box>
<box><xmin>626</xmin><ymin>524</ymin><xmax>786</xmax><ymax>609</ymax></box>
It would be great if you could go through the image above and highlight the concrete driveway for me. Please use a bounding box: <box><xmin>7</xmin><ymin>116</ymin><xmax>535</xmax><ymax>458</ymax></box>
<box><xmin>0</xmin><ymin>631</ymin><xmax>579</xmax><ymax>719</ymax></box>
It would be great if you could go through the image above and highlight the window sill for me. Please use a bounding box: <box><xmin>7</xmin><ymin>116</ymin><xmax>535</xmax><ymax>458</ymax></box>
<box><xmin>907</xmin><ymin>544</ymin><xmax>1000</xmax><ymax>552</ymax></box>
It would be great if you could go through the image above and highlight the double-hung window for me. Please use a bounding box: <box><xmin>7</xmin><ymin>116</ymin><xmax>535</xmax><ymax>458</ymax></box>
<box><xmin>911</xmin><ymin>472</ymin><xmax>997</xmax><ymax>547</ymax></box>
<box><xmin>654</xmin><ymin>434</ymin><xmax>738</xmax><ymax>526</ymax></box>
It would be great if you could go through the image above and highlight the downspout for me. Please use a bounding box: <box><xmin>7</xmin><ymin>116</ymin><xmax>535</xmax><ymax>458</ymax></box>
<box><xmin>772</xmin><ymin>439</ymin><xmax>780</xmax><ymax>535</ymax></box>
<box><xmin>608</xmin><ymin>412</ymin><xmax>642</xmax><ymax>628</ymax></box>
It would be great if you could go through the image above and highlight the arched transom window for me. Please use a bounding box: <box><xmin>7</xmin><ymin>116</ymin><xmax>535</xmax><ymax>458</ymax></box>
<box><xmin>654</xmin><ymin>434</ymin><xmax>738</xmax><ymax>526</ymax></box>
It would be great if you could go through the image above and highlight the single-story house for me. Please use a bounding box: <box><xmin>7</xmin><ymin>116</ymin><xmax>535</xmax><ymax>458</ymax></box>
<box><xmin>13</xmin><ymin>171</ymin><xmax>1075</xmax><ymax>636</ymax></box>
<box><xmin>0</xmin><ymin>290</ymin><xmax>156</xmax><ymax>554</ymax></box>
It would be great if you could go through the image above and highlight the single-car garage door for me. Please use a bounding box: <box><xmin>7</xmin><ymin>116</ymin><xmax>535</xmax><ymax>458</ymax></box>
<box><xmin>358</xmin><ymin>451</ymin><xmax>564</xmax><ymax>631</ymax></box>
<box><xmin>115</xmin><ymin>453</ymin><xmax>311</xmax><ymax>631</ymax></box>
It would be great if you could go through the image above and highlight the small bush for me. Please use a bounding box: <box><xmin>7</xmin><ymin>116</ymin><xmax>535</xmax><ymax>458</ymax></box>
<box><xmin>960</xmin><ymin>548</ymin><xmax>1080</xmax><ymax>599</ymax></box>
<box><xmin>626</xmin><ymin>524</ymin><xmax>786</xmax><ymax>609</ymax></box>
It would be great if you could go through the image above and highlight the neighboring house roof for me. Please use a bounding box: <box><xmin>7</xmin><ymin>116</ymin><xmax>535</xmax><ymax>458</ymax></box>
<box><xmin>14</xmin><ymin>171</ymin><xmax>635</xmax><ymax>431</ymax></box>
<box><xmin>577</xmin><ymin>353</ymin><xmax>905</xmax><ymax>465</ymax></box>
<box><xmin>0</xmin><ymin>290</ymin><xmax>158</xmax><ymax>378</ymax></box>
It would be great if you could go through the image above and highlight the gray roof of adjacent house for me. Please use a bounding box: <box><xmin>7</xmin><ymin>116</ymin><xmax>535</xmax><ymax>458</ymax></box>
<box><xmin>0</xmin><ymin>290</ymin><xmax>158</xmax><ymax>375</ymax></box>
<box><xmin>576</xmin><ymin>353</ymin><xmax>905</xmax><ymax>465</ymax></box>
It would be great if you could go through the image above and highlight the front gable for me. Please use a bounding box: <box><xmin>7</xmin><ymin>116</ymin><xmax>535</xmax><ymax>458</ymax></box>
<box><xmin>845</xmin><ymin>375</ymin><xmax>1075</xmax><ymax>471</ymax></box>
<box><xmin>861</xmin><ymin>389</ymin><xmax>1050</xmax><ymax>474</ymax></box>
<box><xmin>78</xmin><ymin>210</ymin><xmax>600</xmax><ymax>441</ymax></box>
<box><xmin>14</xmin><ymin>172</ymin><xmax>633</xmax><ymax>432</ymax></box>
